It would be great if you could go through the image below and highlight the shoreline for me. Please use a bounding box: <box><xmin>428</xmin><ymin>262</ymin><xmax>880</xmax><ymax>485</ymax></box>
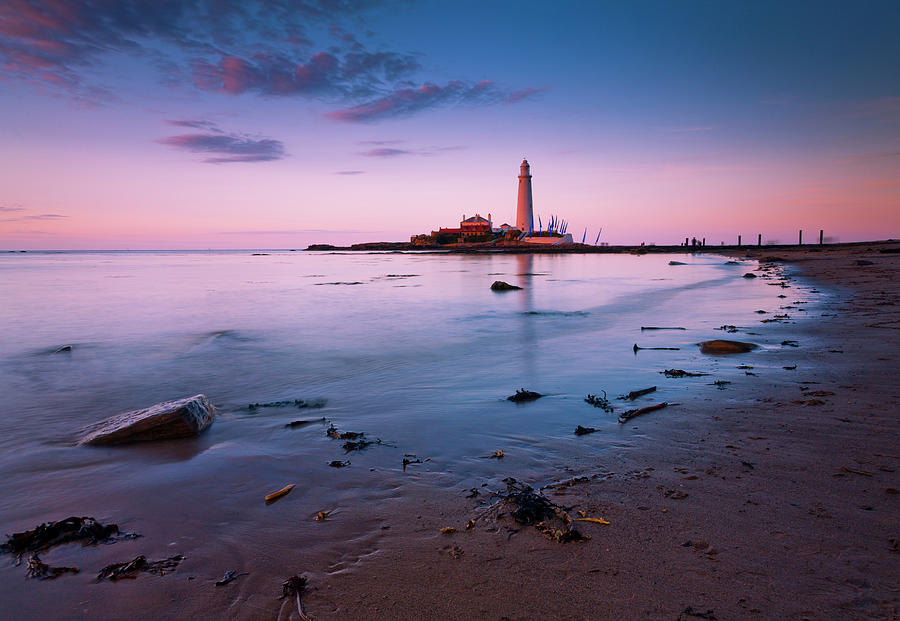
<box><xmin>2</xmin><ymin>244</ymin><xmax>898</xmax><ymax>620</ymax></box>
<box><xmin>291</xmin><ymin>244</ymin><xmax>900</xmax><ymax>620</ymax></box>
<box><xmin>305</xmin><ymin>238</ymin><xmax>900</xmax><ymax>255</ymax></box>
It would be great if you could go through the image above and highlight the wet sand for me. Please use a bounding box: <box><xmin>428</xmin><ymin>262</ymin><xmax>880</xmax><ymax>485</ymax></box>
<box><xmin>4</xmin><ymin>243</ymin><xmax>899</xmax><ymax>620</ymax></box>
<box><xmin>297</xmin><ymin>243</ymin><xmax>900</xmax><ymax>620</ymax></box>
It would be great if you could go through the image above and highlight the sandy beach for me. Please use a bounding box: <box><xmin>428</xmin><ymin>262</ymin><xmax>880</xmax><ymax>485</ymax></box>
<box><xmin>287</xmin><ymin>243</ymin><xmax>900</xmax><ymax>621</ymax></box>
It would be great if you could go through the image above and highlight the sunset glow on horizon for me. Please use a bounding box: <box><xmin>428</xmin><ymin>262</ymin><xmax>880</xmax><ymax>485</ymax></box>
<box><xmin>1</xmin><ymin>1</ymin><xmax>898</xmax><ymax>249</ymax></box>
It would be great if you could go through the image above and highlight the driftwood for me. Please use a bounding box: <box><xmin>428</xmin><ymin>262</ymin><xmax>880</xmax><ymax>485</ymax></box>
<box><xmin>618</xmin><ymin>402</ymin><xmax>671</xmax><ymax>423</ymax></box>
<box><xmin>641</xmin><ymin>326</ymin><xmax>686</xmax><ymax>330</ymax></box>
<box><xmin>618</xmin><ymin>386</ymin><xmax>657</xmax><ymax>401</ymax></box>
<box><xmin>215</xmin><ymin>570</ymin><xmax>247</xmax><ymax>586</ymax></box>
<box><xmin>265</xmin><ymin>484</ymin><xmax>295</xmax><ymax>505</ymax></box>
<box><xmin>634</xmin><ymin>344</ymin><xmax>680</xmax><ymax>352</ymax></box>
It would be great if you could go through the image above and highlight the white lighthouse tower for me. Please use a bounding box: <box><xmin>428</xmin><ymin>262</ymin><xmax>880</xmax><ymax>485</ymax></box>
<box><xmin>516</xmin><ymin>158</ymin><xmax>534</xmax><ymax>233</ymax></box>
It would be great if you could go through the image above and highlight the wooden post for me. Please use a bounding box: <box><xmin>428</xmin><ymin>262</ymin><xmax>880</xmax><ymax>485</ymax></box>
<box><xmin>819</xmin><ymin>229</ymin><xmax>824</xmax><ymax>245</ymax></box>
<box><xmin>738</xmin><ymin>234</ymin><xmax>741</xmax><ymax>246</ymax></box>
<box><xmin>685</xmin><ymin>237</ymin><xmax>689</xmax><ymax>246</ymax></box>
<box><xmin>702</xmin><ymin>237</ymin><xmax>705</xmax><ymax>246</ymax></box>
<box><xmin>799</xmin><ymin>229</ymin><xmax>803</xmax><ymax>245</ymax></box>
<box><xmin>758</xmin><ymin>233</ymin><xmax>762</xmax><ymax>247</ymax></box>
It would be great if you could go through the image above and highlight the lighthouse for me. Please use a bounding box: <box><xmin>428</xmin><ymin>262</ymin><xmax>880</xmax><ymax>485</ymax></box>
<box><xmin>516</xmin><ymin>159</ymin><xmax>534</xmax><ymax>233</ymax></box>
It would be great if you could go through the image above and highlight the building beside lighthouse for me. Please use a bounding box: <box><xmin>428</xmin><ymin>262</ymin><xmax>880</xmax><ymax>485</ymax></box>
<box><xmin>409</xmin><ymin>157</ymin><xmax>572</xmax><ymax>245</ymax></box>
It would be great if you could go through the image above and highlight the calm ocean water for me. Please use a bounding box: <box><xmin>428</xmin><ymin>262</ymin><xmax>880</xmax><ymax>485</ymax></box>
<box><xmin>0</xmin><ymin>250</ymin><xmax>801</xmax><ymax>606</ymax></box>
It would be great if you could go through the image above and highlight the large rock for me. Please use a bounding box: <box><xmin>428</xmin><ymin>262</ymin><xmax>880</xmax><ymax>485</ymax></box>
<box><xmin>699</xmin><ymin>340</ymin><xmax>757</xmax><ymax>355</ymax></box>
<box><xmin>78</xmin><ymin>395</ymin><xmax>215</xmax><ymax>446</ymax></box>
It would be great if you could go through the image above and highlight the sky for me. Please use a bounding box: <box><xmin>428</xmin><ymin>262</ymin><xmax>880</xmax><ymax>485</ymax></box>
<box><xmin>1</xmin><ymin>0</ymin><xmax>899</xmax><ymax>249</ymax></box>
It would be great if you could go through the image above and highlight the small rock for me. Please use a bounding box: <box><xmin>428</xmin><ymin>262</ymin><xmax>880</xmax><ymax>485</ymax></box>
<box><xmin>669</xmin><ymin>261</ymin><xmax>686</xmax><ymax>265</ymax></box>
<box><xmin>78</xmin><ymin>395</ymin><xmax>215</xmax><ymax>446</ymax></box>
<box><xmin>507</xmin><ymin>389</ymin><xmax>541</xmax><ymax>402</ymax></box>
<box><xmin>699</xmin><ymin>340</ymin><xmax>757</xmax><ymax>355</ymax></box>
<box><xmin>490</xmin><ymin>280</ymin><xmax>522</xmax><ymax>291</ymax></box>
<box><xmin>742</xmin><ymin>273</ymin><xmax>757</xmax><ymax>279</ymax></box>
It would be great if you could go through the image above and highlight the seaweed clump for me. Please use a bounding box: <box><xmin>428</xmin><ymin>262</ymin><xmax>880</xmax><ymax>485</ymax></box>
<box><xmin>96</xmin><ymin>554</ymin><xmax>184</xmax><ymax>581</ymax></box>
<box><xmin>326</xmin><ymin>424</ymin><xmax>381</xmax><ymax>452</ymax></box>
<box><xmin>26</xmin><ymin>554</ymin><xmax>79</xmax><ymax>580</ymax></box>
<box><xmin>1</xmin><ymin>516</ymin><xmax>137</xmax><ymax>558</ymax></box>
<box><xmin>584</xmin><ymin>391</ymin><xmax>613</xmax><ymax>412</ymax></box>
<box><xmin>479</xmin><ymin>478</ymin><xmax>589</xmax><ymax>543</ymax></box>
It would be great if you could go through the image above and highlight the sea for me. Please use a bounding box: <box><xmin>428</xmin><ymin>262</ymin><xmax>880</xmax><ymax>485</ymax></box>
<box><xmin>0</xmin><ymin>249</ymin><xmax>806</xmax><ymax>613</ymax></box>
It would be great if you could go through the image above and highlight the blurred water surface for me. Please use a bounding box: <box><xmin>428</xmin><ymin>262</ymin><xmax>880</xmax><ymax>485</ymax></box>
<box><xmin>0</xmin><ymin>250</ymin><xmax>792</xmax><ymax>600</ymax></box>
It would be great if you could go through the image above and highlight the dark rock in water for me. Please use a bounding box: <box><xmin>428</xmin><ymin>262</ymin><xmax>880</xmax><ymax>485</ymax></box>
<box><xmin>855</xmin><ymin>259</ymin><xmax>874</xmax><ymax>266</ymax></box>
<box><xmin>329</xmin><ymin>460</ymin><xmax>350</xmax><ymax>468</ymax></box>
<box><xmin>507</xmin><ymin>388</ymin><xmax>542</xmax><ymax>402</ymax></box>
<box><xmin>699</xmin><ymin>340</ymin><xmax>757</xmax><ymax>355</ymax></box>
<box><xmin>343</xmin><ymin>438</ymin><xmax>375</xmax><ymax>452</ymax></box>
<box><xmin>742</xmin><ymin>273</ymin><xmax>757</xmax><ymax>278</ymax></box>
<box><xmin>491</xmin><ymin>280</ymin><xmax>522</xmax><ymax>291</ymax></box>
<box><xmin>285</xmin><ymin>417</ymin><xmax>326</xmax><ymax>429</ymax></box>
<box><xmin>661</xmin><ymin>369</ymin><xmax>706</xmax><ymax>378</ymax></box>
<box><xmin>78</xmin><ymin>394</ymin><xmax>215</xmax><ymax>446</ymax></box>
<box><xmin>53</xmin><ymin>345</ymin><xmax>73</xmax><ymax>353</ymax></box>
<box><xmin>574</xmin><ymin>425</ymin><xmax>597</xmax><ymax>436</ymax></box>
<box><xmin>668</xmin><ymin>260</ymin><xmax>686</xmax><ymax>265</ymax></box>
<box><xmin>1</xmin><ymin>516</ymin><xmax>135</xmax><ymax>556</ymax></box>
<box><xmin>250</xmin><ymin>399</ymin><xmax>325</xmax><ymax>411</ymax></box>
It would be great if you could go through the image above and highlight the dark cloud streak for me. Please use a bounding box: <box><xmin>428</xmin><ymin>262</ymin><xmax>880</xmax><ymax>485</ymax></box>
<box><xmin>0</xmin><ymin>1</ymin><xmax>543</xmax><ymax>120</ymax></box>
<box><xmin>327</xmin><ymin>80</ymin><xmax>510</xmax><ymax>122</ymax></box>
<box><xmin>158</xmin><ymin>122</ymin><xmax>286</xmax><ymax>163</ymax></box>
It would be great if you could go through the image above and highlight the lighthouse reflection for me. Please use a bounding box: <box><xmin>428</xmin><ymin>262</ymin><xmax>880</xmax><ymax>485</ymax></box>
<box><xmin>516</xmin><ymin>253</ymin><xmax>537</xmax><ymax>381</ymax></box>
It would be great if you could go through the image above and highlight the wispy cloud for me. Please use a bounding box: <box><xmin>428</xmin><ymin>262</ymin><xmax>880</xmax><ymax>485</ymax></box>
<box><xmin>325</xmin><ymin>80</ymin><xmax>515</xmax><ymax>122</ymax></box>
<box><xmin>361</xmin><ymin>147</ymin><xmax>413</xmax><ymax>157</ymax></box>
<box><xmin>850</xmin><ymin>97</ymin><xmax>900</xmax><ymax>122</ymax></box>
<box><xmin>164</xmin><ymin>119</ymin><xmax>222</xmax><ymax>131</ymax></box>
<box><xmin>359</xmin><ymin>144</ymin><xmax>463</xmax><ymax>157</ymax></box>
<box><xmin>158</xmin><ymin>121</ymin><xmax>285</xmax><ymax>164</ymax></box>
<box><xmin>1</xmin><ymin>211</ymin><xmax>67</xmax><ymax>223</ymax></box>
<box><xmin>662</xmin><ymin>126</ymin><xmax>714</xmax><ymax>133</ymax></box>
<box><xmin>840</xmin><ymin>151</ymin><xmax>900</xmax><ymax>164</ymax></box>
<box><xmin>505</xmin><ymin>87</ymin><xmax>547</xmax><ymax>104</ymax></box>
<box><xmin>23</xmin><ymin>213</ymin><xmax>67</xmax><ymax>220</ymax></box>
<box><xmin>0</xmin><ymin>205</ymin><xmax>25</xmax><ymax>212</ymax></box>
<box><xmin>335</xmin><ymin>170</ymin><xmax>365</xmax><ymax>175</ymax></box>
